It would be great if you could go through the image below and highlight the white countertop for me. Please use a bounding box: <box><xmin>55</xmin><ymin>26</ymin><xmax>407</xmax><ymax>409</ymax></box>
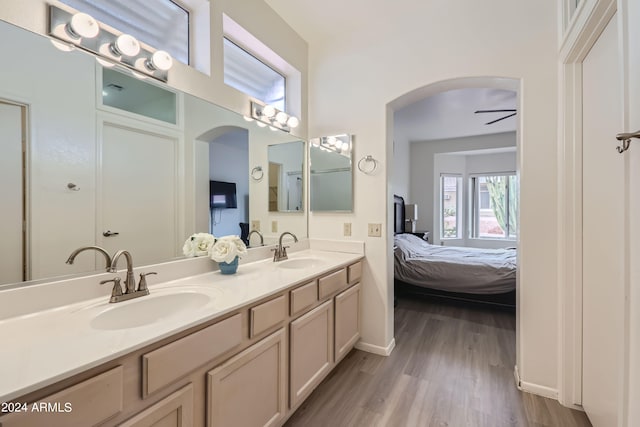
<box><xmin>0</xmin><ymin>249</ymin><xmax>363</xmax><ymax>402</ymax></box>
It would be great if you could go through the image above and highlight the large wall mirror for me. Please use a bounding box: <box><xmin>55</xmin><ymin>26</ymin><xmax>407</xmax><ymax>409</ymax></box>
<box><xmin>268</xmin><ymin>141</ymin><xmax>305</xmax><ymax>212</ymax></box>
<box><xmin>0</xmin><ymin>19</ymin><xmax>307</xmax><ymax>289</ymax></box>
<box><xmin>309</xmin><ymin>134</ymin><xmax>354</xmax><ymax>212</ymax></box>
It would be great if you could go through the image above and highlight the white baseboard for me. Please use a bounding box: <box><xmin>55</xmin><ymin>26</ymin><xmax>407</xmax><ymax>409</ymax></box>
<box><xmin>514</xmin><ymin>365</ymin><xmax>559</xmax><ymax>400</ymax></box>
<box><xmin>355</xmin><ymin>338</ymin><xmax>396</xmax><ymax>356</ymax></box>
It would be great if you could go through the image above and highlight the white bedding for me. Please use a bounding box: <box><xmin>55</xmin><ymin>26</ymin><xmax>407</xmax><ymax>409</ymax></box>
<box><xmin>394</xmin><ymin>234</ymin><xmax>516</xmax><ymax>294</ymax></box>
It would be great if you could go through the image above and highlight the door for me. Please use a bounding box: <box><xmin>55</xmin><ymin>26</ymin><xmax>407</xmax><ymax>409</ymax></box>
<box><xmin>581</xmin><ymin>13</ymin><xmax>624</xmax><ymax>427</ymax></box>
<box><xmin>0</xmin><ymin>101</ymin><xmax>25</xmax><ymax>285</ymax></box>
<box><xmin>207</xmin><ymin>329</ymin><xmax>286</xmax><ymax>427</ymax></box>
<box><xmin>99</xmin><ymin>120</ymin><xmax>178</xmax><ymax>266</ymax></box>
<box><xmin>289</xmin><ymin>300</ymin><xmax>333</xmax><ymax>409</ymax></box>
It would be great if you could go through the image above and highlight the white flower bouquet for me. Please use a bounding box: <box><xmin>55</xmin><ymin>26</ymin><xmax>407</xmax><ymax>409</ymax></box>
<box><xmin>182</xmin><ymin>233</ymin><xmax>216</xmax><ymax>257</ymax></box>
<box><xmin>209</xmin><ymin>235</ymin><xmax>248</xmax><ymax>264</ymax></box>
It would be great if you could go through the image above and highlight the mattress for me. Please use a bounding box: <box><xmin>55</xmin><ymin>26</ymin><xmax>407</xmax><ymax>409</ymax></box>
<box><xmin>394</xmin><ymin>234</ymin><xmax>516</xmax><ymax>294</ymax></box>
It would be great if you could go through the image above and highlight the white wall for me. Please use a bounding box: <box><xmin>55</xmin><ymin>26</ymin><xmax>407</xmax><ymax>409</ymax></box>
<box><xmin>305</xmin><ymin>0</ymin><xmax>559</xmax><ymax>391</ymax></box>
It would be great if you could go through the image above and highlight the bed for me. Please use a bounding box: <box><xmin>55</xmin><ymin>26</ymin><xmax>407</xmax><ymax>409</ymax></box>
<box><xmin>393</xmin><ymin>195</ymin><xmax>516</xmax><ymax>308</ymax></box>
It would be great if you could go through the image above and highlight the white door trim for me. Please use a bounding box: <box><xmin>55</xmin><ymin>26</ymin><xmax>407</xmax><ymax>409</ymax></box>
<box><xmin>557</xmin><ymin>0</ymin><xmax>621</xmax><ymax>411</ymax></box>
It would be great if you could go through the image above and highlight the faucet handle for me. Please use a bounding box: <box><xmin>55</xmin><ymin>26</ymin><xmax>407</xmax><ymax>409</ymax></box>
<box><xmin>280</xmin><ymin>246</ymin><xmax>290</xmax><ymax>260</ymax></box>
<box><xmin>100</xmin><ymin>277</ymin><xmax>123</xmax><ymax>298</ymax></box>
<box><xmin>137</xmin><ymin>272</ymin><xmax>157</xmax><ymax>293</ymax></box>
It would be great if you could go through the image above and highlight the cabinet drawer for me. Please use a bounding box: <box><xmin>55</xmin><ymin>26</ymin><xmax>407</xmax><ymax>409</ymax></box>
<box><xmin>318</xmin><ymin>269</ymin><xmax>347</xmax><ymax>299</ymax></box>
<box><xmin>0</xmin><ymin>366</ymin><xmax>123</xmax><ymax>427</ymax></box>
<box><xmin>250</xmin><ymin>295</ymin><xmax>286</xmax><ymax>338</ymax></box>
<box><xmin>290</xmin><ymin>280</ymin><xmax>318</xmax><ymax>316</ymax></box>
<box><xmin>142</xmin><ymin>313</ymin><xmax>242</xmax><ymax>397</ymax></box>
<box><xmin>348</xmin><ymin>261</ymin><xmax>362</xmax><ymax>285</ymax></box>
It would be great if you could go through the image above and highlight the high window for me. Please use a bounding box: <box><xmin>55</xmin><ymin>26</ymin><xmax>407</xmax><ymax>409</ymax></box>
<box><xmin>223</xmin><ymin>38</ymin><xmax>286</xmax><ymax>112</ymax></box>
<box><xmin>61</xmin><ymin>0</ymin><xmax>191</xmax><ymax>65</ymax></box>
<box><xmin>470</xmin><ymin>174</ymin><xmax>518</xmax><ymax>239</ymax></box>
<box><xmin>440</xmin><ymin>174</ymin><xmax>462</xmax><ymax>239</ymax></box>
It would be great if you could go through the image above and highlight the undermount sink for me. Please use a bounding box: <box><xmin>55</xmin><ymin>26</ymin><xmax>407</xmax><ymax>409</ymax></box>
<box><xmin>90</xmin><ymin>292</ymin><xmax>211</xmax><ymax>330</ymax></box>
<box><xmin>277</xmin><ymin>257</ymin><xmax>324</xmax><ymax>269</ymax></box>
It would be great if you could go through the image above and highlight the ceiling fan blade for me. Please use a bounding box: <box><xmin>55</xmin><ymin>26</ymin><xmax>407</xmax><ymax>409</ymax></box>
<box><xmin>485</xmin><ymin>112</ymin><xmax>517</xmax><ymax>125</ymax></box>
<box><xmin>474</xmin><ymin>109</ymin><xmax>517</xmax><ymax>114</ymax></box>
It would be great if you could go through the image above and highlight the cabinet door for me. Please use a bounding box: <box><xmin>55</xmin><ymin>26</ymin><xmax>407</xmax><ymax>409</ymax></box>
<box><xmin>289</xmin><ymin>300</ymin><xmax>333</xmax><ymax>408</ymax></box>
<box><xmin>335</xmin><ymin>283</ymin><xmax>361</xmax><ymax>363</ymax></box>
<box><xmin>207</xmin><ymin>328</ymin><xmax>286</xmax><ymax>427</ymax></box>
<box><xmin>120</xmin><ymin>384</ymin><xmax>193</xmax><ymax>427</ymax></box>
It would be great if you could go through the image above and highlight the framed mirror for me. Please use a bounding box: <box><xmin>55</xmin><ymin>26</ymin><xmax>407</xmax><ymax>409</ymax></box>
<box><xmin>0</xmin><ymin>19</ymin><xmax>307</xmax><ymax>289</ymax></box>
<box><xmin>267</xmin><ymin>141</ymin><xmax>305</xmax><ymax>212</ymax></box>
<box><xmin>309</xmin><ymin>134</ymin><xmax>354</xmax><ymax>212</ymax></box>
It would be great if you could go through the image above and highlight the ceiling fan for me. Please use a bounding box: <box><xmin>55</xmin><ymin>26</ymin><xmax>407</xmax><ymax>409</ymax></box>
<box><xmin>474</xmin><ymin>109</ymin><xmax>517</xmax><ymax>125</ymax></box>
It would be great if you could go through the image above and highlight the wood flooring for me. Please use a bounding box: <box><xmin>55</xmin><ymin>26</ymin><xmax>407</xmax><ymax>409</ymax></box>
<box><xmin>285</xmin><ymin>296</ymin><xmax>591</xmax><ymax>427</ymax></box>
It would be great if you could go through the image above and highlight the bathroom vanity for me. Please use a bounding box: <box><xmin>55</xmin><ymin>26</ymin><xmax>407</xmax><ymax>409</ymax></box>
<box><xmin>0</xmin><ymin>248</ymin><xmax>363</xmax><ymax>427</ymax></box>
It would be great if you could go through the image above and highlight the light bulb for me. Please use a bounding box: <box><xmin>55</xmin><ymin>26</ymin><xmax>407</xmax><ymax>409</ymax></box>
<box><xmin>275</xmin><ymin>111</ymin><xmax>288</xmax><ymax>125</ymax></box>
<box><xmin>67</xmin><ymin>12</ymin><xmax>100</xmax><ymax>39</ymax></box>
<box><xmin>243</xmin><ymin>116</ymin><xmax>253</xmax><ymax>122</ymax></box>
<box><xmin>111</xmin><ymin>34</ymin><xmax>140</xmax><ymax>57</ymax></box>
<box><xmin>256</xmin><ymin>121</ymin><xmax>267</xmax><ymax>128</ymax></box>
<box><xmin>96</xmin><ymin>57</ymin><xmax>115</xmax><ymax>68</ymax></box>
<box><xmin>287</xmin><ymin>116</ymin><xmax>299</xmax><ymax>128</ymax></box>
<box><xmin>146</xmin><ymin>50</ymin><xmax>173</xmax><ymax>71</ymax></box>
<box><xmin>269</xmin><ymin>126</ymin><xmax>278</xmax><ymax>131</ymax></box>
<box><xmin>335</xmin><ymin>140</ymin><xmax>344</xmax><ymax>150</ymax></box>
<box><xmin>327</xmin><ymin>136</ymin><xmax>337</xmax><ymax>146</ymax></box>
<box><xmin>262</xmin><ymin>105</ymin><xmax>276</xmax><ymax>118</ymax></box>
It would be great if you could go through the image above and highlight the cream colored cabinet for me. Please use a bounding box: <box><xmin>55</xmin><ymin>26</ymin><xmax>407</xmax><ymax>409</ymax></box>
<box><xmin>289</xmin><ymin>300</ymin><xmax>334</xmax><ymax>409</ymax></box>
<box><xmin>119</xmin><ymin>384</ymin><xmax>193</xmax><ymax>427</ymax></box>
<box><xmin>334</xmin><ymin>283</ymin><xmax>361</xmax><ymax>363</ymax></box>
<box><xmin>207</xmin><ymin>329</ymin><xmax>286</xmax><ymax>427</ymax></box>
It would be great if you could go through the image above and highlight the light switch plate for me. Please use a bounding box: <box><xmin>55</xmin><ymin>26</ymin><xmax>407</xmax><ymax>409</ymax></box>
<box><xmin>368</xmin><ymin>223</ymin><xmax>382</xmax><ymax>237</ymax></box>
<box><xmin>272</xmin><ymin>221</ymin><xmax>278</xmax><ymax>233</ymax></box>
<box><xmin>344</xmin><ymin>223</ymin><xmax>352</xmax><ymax>237</ymax></box>
<box><xmin>251</xmin><ymin>220</ymin><xmax>260</xmax><ymax>231</ymax></box>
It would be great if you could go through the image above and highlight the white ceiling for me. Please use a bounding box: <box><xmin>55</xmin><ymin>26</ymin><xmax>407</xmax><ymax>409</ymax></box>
<box><xmin>394</xmin><ymin>88</ymin><xmax>517</xmax><ymax>142</ymax></box>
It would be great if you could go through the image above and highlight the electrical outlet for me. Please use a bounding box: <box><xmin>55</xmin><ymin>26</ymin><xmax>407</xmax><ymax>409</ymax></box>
<box><xmin>368</xmin><ymin>223</ymin><xmax>382</xmax><ymax>237</ymax></box>
<box><xmin>251</xmin><ymin>220</ymin><xmax>260</xmax><ymax>231</ymax></box>
<box><xmin>343</xmin><ymin>222</ymin><xmax>352</xmax><ymax>237</ymax></box>
<box><xmin>272</xmin><ymin>221</ymin><xmax>278</xmax><ymax>233</ymax></box>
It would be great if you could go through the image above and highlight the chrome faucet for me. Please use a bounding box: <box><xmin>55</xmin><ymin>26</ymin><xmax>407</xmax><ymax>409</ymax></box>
<box><xmin>110</xmin><ymin>250</ymin><xmax>136</xmax><ymax>294</ymax></box>
<box><xmin>66</xmin><ymin>246</ymin><xmax>112</xmax><ymax>271</ymax></box>
<box><xmin>247</xmin><ymin>230</ymin><xmax>264</xmax><ymax>247</ymax></box>
<box><xmin>273</xmin><ymin>232</ymin><xmax>298</xmax><ymax>262</ymax></box>
<box><xmin>101</xmin><ymin>249</ymin><xmax>154</xmax><ymax>303</ymax></box>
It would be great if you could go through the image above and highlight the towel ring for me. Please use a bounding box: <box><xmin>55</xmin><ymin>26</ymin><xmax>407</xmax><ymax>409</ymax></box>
<box><xmin>250</xmin><ymin>166</ymin><xmax>264</xmax><ymax>181</ymax></box>
<box><xmin>357</xmin><ymin>155</ymin><xmax>378</xmax><ymax>174</ymax></box>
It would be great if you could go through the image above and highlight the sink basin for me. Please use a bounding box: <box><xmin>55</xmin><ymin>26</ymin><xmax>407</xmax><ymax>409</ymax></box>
<box><xmin>277</xmin><ymin>257</ymin><xmax>324</xmax><ymax>270</ymax></box>
<box><xmin>91</xmin><ymin>292</ymin><xmax>210</xmax><ymax>330</ymax></box>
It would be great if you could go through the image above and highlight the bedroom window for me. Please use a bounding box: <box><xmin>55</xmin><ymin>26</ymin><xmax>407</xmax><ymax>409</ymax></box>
<box><xmin>440</xmin><ymin>174</ymin><xmax>462</xmax><ymax>239</ymax></box>
<box><xmin>470</xmin><ymin>174</ymin><xmax>518</xmax><ymax>239</ymax></box>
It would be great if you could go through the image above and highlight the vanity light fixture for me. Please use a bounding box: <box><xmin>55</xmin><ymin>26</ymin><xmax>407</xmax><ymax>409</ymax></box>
<box><xmin>250</xmin><ymin>101</ymin><xmax>300</xmax><ymax>133</ymax></box>
<box><xmin>49</xmin><ymin>5</ymin><xmax>173</xmax><ymax>82</ymax></box>
<box><xmin>311</xmin><ymin>134</ymin><xmax>352</xmax><ymax>158</ymax></box>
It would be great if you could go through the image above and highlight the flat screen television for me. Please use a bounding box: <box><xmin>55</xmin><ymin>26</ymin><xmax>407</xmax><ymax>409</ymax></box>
<box><xmin>210</xmin><ymin>180</ymin><xmax>237</xmax><ymax>209</ymax></box>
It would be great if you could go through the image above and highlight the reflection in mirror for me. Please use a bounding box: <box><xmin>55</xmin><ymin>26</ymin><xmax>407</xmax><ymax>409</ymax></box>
<box><xmin>309</xmin><ymin>134</ymin><xmax>354</xmax><ymax>212</ymax></box>
<box><xmin>0</xmin><ymin>19</ymin><xmax>307</xmax><ymax>289</ymax></box>
<box><xmin>268</xmin><ymin>141</ymin><xmax>305</xmax><ymax>212</ymax></box>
